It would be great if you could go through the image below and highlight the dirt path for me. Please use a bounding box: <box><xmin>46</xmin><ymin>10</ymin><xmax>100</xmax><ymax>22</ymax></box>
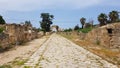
<box><xmin>0</xmin><ymin>36</ymin><xmax>49</xmax><ymax>65</ymax></box>
<box><xmin>22</xmin><ymin>34</ymin><xmax>118</xmax><ymax>68</ymax></box>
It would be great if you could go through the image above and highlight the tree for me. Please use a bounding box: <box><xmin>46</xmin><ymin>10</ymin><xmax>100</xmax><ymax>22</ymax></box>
<box><xmin>64</xmin><ymin>28</ymin><xmax>72</xmax><ymax>32</ymax></box>
<box><xmin>80</xmin><ymin>17</ymin><xmax>86</xmax><ymax>29</ymax></box>
<box><xmin>0</xmin><ymin>15</ymin><xmax>6</xmax><ymax>24</ymax></box>
<box><xmin>109</xmin><ymin>11</ymin><xmax>119</xmax><ymax>23</ymax></box>
<box><xmin>56</xmin><ymin>25</ymin><xmax>59</xmax><ymax>31</ymax></box>
<box><xmin>40</xmin><ymin>13</ymin><xmax>54</xmax><ymax>33</ymax></box>
<box><xmin>74</xmin><ymin>24</ymin><xmax>80</xmax><ymax>30</ymax></box>
<box><xmin>25</xmin><ymin>21</ymin><xmax>32</xmax><ymax>26</ymax></box>
<box><xmin>98</xmin><ymin>13</ymin><xmax>108</xmax><ymax>26</ymax></box>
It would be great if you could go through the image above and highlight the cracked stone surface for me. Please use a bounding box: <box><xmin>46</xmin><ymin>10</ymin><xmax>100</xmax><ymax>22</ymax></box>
<box><xmin>22</xmin><ymin>34</ymin><xmax>118</xmax><ymax>68</ymax></box>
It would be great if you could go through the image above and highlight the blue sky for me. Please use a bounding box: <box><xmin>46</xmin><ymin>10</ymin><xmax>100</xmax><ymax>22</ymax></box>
<box><xmin>0</xmin><ymin>0</ymin><xmax>120</xmax><ymax>28</ymax></box>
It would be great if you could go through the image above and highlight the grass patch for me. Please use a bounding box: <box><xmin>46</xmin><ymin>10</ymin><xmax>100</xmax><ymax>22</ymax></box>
<box><xmin>0</xmin><ymin>65</ymin><xmax>12</xmax><ymax>68</ymax></box>
<box><xmin>78</xmin><ymin>27</ymin><xmax>93</xmax><ymax>33</ymax></box>
<box><xmin>24</xmin><ymin>66</ymin><xmax>31</xmax><ymax>68</ymax></box>
<box><xmin>12</xmin><ymin>59</ymin><xmax>28</xmax><ymax>66</ymax></box>
<box><xmin>60</xmin><ymin>34</ymin><xmax>73</xmax><ymax>40</ymax></box>
<box><xmin>59</xmin><ymin>32</ymin><xmax>79</xmax><ymax>40</ymax></box>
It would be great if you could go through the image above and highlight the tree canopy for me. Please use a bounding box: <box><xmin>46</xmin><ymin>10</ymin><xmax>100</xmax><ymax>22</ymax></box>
<box><xmin>98</xmin><ymin>13</ymin><xmax>108</xmax><ymax>26</ymax></box>
<box><xmin>0</xmin><ymin>15</ymin><xmax>6</xmax><ymax>24</ymax></box>
<box><xmin>40</xmin><ymin>13</ymin><xmax>54</xmax><ymax>32</ymax></box>
<box><xmin>64</xmin><ymin>28</ymin><xmax>72</xmax><ymax>32</ymax></box>
<box><xmin>80</xmin><ymin>17</ymin><xmax>86</xmax><ymax>29</ymax></box>
<box><xmin>74</xmin><ymin>24</ymin><xmax>80</xmax><ymax>30</ymax></box>
<box><xmin>109</xmin><ymin>11</ymin><xmax>119</xmax><ymax>23</ymax></box>
<box><xmin>56</xmin><ymin>25</ymin><xmax>59</xmax><ymax>31</ymax></box>
<box><xmin>25</xmin><ymin>21</ymin><xmax>32</xmax><ymax>26</ymax></box>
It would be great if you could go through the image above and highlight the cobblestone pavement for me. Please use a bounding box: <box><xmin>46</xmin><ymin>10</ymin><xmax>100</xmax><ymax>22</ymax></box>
<box><xmin>22</xmin><ymin>34</ymin><xmax>118</xmax><ymax>68</ymax></box>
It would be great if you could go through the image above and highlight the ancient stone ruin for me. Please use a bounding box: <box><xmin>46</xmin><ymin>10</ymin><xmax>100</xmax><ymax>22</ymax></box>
<box><xmin>85</xmin><ymin>22</ymin><xmax>120</xmax><ymax>49</ymax></box>
<box><xmin>0</xmin><ymin>23</ymin><xmax>39</xmax><ymax>51</ymax></box>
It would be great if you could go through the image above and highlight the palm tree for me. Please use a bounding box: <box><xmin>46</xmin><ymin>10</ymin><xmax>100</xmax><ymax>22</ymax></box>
<box><xmin>80</xmin><ymin>17</ymin><xmax>86</xmax><ymax>29</ymax></box>
<box><xmin>109</xmin><ymin>11</ymin><xmax>119</xmax><ymax>23</ymax></box>
<box><xmin>98</xmin><ymin>13</ymin><xmax>108</xmax><ymax>26</ymax></box>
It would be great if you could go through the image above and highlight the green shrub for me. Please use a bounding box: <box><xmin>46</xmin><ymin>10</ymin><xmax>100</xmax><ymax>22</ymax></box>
<box><xmin>0</xmin><ymin>27</ymin><xmax>4</xmax><ymax>33</ymax></box>
<box><xmin>78</xmin><ymin>27</ymin><xmax>93</xmax><ymax>33</ymax></box>
<box><xmin>74</xmin><ymin>25</ymin><xmax>80</xmax><ymax>30</ymax></box>
<box><xmin>64</xmin><ymin>28</ymin><xmax>72</xmax><ymax>32</ymax></box>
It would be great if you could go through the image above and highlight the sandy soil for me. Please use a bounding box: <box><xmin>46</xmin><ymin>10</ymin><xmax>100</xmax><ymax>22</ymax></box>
<box><xmin>0</xmin><ymin>36</ymin><xmax>48</xmax><ymax>65</ymax></box>
<box><xmin>22</xmin><ymin>34</ymin><xmax>118</xmax><ymax>68</ymax></box>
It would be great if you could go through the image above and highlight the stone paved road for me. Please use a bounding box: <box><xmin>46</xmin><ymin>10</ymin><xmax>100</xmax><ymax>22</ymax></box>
<box><xmin>22</xmin><ymin>34</ymin><xmax>118</xmax><ymax>68</ymax></box>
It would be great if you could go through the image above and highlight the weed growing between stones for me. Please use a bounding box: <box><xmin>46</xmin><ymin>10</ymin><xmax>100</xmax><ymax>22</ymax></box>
<box><xmin>96</xmin><ymin>40</ymin><xmax>100</xmax><ymax>45</ymax></box>
<box><xmin>0</xmin><ymin>65</ymin><xmax>12</xmax><ymax>68</ymax></box>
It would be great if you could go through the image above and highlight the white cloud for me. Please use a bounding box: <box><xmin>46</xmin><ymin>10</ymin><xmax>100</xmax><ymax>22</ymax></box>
<box><xmin>0</xmin><ymin>0</ymin><xmax>119</xmax><ymax>12</ymax></box>
<box><xmin>100</xmin><ymin>0</ymin><xmax>120</xmax><ymax>7</ymax></box>
<box><xmin>0</xmin><ymin>0</ymin><xmax>102</xmax><ymax>11</ymax></box>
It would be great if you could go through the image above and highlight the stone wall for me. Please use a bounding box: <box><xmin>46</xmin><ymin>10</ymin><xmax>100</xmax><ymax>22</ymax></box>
<box><xmin>58</xmin><ymin>23</ymin><xmax>120</xmax><ymax>49</ymax></box>
<box><xmin>0</xmin><ymin>23</ymin><xmax>40</xmax><ymax>51</ymax></box>
<box><xmin>85</xmin><ymin>23</ymin><xmax>120</xmax><ymax>49</ymax></box>
<box><xmin>0</xmin><ymin>33</ymin><xmax>9</xmax><ymax>50</ymax></box>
